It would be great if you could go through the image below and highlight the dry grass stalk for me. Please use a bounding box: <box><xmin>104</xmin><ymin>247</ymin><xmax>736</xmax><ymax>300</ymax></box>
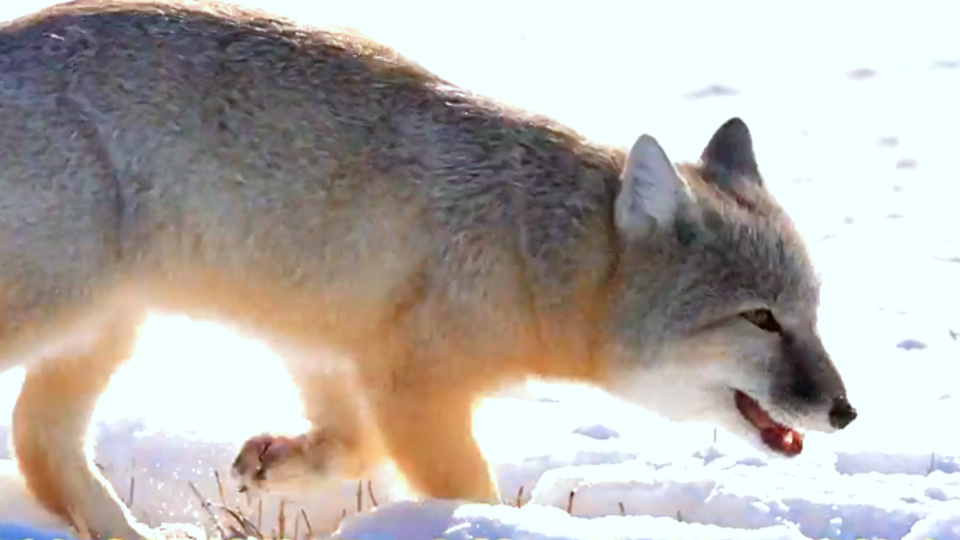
<box><xmin>276</xmin><ymin>499</ymin><xmax>287</xmax><ymax>540</ymax></box>
<box><xmin>299</xmin><ymin>508</ymin><xmax>313</xmax><ymax>540</ymax></box>
<box><xmin>356</xmin><ymin>480</ymin><xmax>363</xmax><ymax>513</ymax></box>
<box><xmin>187</xmin><ymin>479</ymin><xmax>261</xmax><ymax>539</ymax></box>
<box><xmin>366</xmin><ymin>479</ymin><xmax>378</xmax><ymax>508</ymax></box>
<box><xmin>186</xmin><ymin>480</ymin><xmax>230</xmax><ymax>539</ymax></box>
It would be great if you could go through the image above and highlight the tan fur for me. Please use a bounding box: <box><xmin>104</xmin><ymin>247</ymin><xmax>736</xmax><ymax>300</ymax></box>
<box><xmin>0</xmin><ymin>1</ymin><xmax>857</xmax><ymax>538</ymax></box>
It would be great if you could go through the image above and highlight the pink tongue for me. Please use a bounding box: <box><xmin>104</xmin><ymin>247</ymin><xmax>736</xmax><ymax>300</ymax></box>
<box><xmin>761</xmin><ymin>425</ymin><xmax>803</xmax><ymax>456</ymax></box>
<box><xmin>734</xmin><ymin>391</ymin><xmax>803</xmax><ymax>456</ymax></box>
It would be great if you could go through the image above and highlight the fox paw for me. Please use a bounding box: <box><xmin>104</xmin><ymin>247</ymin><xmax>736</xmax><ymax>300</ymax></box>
<box><xmin>231</xmin><ymin>431</ymin><xmax>340</xmax><ymax>494</ymax></box>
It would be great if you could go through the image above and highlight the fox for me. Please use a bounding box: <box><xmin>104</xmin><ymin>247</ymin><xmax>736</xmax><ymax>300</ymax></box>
<box><xmin>0</xmin><ymin>0</ymin><xmax>858</xmax><ymax>538</ymax></box>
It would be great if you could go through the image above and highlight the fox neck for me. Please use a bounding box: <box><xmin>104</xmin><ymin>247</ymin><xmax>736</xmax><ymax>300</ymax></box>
<box><xmin>508</xmin><ymin>145</ymin><xmax>627</xmax><ymax>388</ymax></box>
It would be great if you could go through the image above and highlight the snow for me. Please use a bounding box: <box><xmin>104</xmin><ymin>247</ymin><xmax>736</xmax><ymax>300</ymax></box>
<box><xmin>0</xmin><ymin>523</ymin><xmax>80</xmax><ymax>540</ymax></box>
<box><xmin>1</xmin><ymin>1</ymin><xmax>959</xmax><ymax>539</ymax></box>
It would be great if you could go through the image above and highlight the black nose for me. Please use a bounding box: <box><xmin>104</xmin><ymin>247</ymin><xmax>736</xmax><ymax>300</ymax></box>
<box><xmin>828</xmin><ymin>396</ymin><xmax>857</xmax><ymax>429</ymax></box>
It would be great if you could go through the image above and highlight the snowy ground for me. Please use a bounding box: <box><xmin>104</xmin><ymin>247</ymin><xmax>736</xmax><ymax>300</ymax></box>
<box><xmin>1</xmin><ymin>1</ymin><xmax>959</xmax><ymax>539</ymax></box>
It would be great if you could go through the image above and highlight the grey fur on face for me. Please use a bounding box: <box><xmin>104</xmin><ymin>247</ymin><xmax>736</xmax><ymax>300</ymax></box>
<box><xmin>607</xmin><ymin>117</ymin><xmax>854</xmax><ymax>455</ymax></box>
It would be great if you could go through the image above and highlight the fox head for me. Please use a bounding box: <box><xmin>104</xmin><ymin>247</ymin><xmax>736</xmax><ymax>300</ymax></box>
<box><xmin>604</xmin><ymin>117</ymin><xmax>856</xmax><ymax>457</ymax></box>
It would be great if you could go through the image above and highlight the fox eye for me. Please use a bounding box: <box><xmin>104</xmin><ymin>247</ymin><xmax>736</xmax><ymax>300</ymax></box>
<box><xmin>740</xmin><ymin>308</ymin><xmax>781</xmax><ymax>333</ymax></box>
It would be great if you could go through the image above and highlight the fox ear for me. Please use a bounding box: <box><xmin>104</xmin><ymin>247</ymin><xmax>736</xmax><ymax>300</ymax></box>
<box><xmin>615</xmin><ymin>134</ymin><xmax>683</xmax><ymax>239</ymax></box>
<box><xmin>700</xmin><ymin>117</ymin><xmax>762</xmax><ymax>184</ymax></box>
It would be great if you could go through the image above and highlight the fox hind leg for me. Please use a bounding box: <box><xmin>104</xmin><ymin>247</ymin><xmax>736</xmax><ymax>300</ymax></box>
<box><xmin>11</xmin><ymin>315</ymin><xmax>153</xmax><ymax>540</ymax></box>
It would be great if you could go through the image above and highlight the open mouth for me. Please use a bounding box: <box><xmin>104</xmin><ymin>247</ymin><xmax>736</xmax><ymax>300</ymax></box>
<box><xmin>734</xmin><ymin>390</ymin><xmax>803</xmax><ymax>457</ymax></box>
